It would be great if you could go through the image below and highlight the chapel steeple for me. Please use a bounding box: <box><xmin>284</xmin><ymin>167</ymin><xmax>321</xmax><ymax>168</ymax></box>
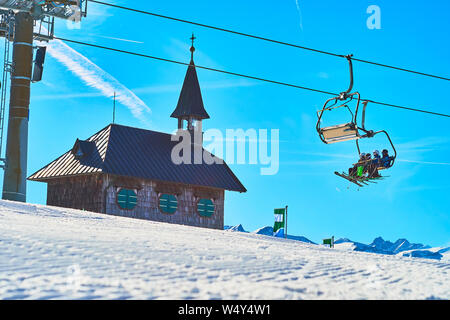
<box><xmin>171</xmin><ymin>34</ymin><xmax>210</xmax><ymax>132</ymax></box>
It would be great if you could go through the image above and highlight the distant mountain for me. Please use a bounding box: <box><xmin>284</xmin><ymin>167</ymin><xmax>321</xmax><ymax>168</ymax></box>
<box><xmin>400</xmin><ymin>249</ymin><xmax>443</xmax><ymax>260</ymax></box>
<box><xmin>277</xmin><ymin>229</ymin><xmax>316</xmax><ymax>244</ymax></box>
<box><xmin>335</xmin><ymin>236</ymin><xmax>446</xmax><ymax>261</ymax></box>
<box><xmin>225</xmin><ymin>225</ymin><xmax>315</xmax><ymax>244</ymax></box>
<box><xmin>225</xmin><ymin>226</ymin><xmax>447</xmax><ymax>261</ymax></box>
<box><xmin>335</xmin><ymin>238</ymin><xmax>377</xmax><ymax>253</ymax></box>
<box><xmin>288</xmin><ymin>235</ymin><xmax>316</xmax><ymax>244</ymax></box>
<box><xmin>254</xmin><ymin>226</ymin><xmax>316</xmax><ymax>244</ymax></box>
<box><xmin>370</xmin><ymin>237</ymin><xmax>430</xmax><ymax>254</ymax></box>
<box><xmin>253</xmin><ymin>226</ymin><xmax>273</xmax><ymax>236</ymax></box>
<box><xmin>399</xmin><ymin>246</ymin><xmax>450</xmax><ymax>261</ymax></box>
<box><xmin>224</xmin><ymin>224</ymin><xmax>248</xmax><ymax>233</ymax></box>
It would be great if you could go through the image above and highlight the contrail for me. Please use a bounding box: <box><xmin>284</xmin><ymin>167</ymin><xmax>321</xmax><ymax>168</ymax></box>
<box><xmin>291</xmin><ymin>151</ymin><xmax>450</xmax><ymax>166</ymax></box>
<box><xmin>398</xmin><ymin>159</ymin><xmax>450</xmax><ymax>166</ymax></box>
<box><xmin>295</xmin><ymin>0</ymin><xmax>304</xmax><ymax>31</ymax></box>
<box><xmin>89</xmin><ymin>34</ymin><xmax>144</xmax><ymax>44</ymax></box>
<box><xmin>44</xmin><ymin>37</ymin><xmax>151</xmax><ymax>122</ymax></box>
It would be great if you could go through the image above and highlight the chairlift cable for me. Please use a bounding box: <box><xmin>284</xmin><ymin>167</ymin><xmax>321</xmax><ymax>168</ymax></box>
<box><xmin>53</xmin><ymin>36</ymin><xmax>450</xmax><ymax>119</ymax></box>
<box><xmin>88</xmin><ymin>0</ymin><xmax>450</xmax><ymax>82</ymax></box>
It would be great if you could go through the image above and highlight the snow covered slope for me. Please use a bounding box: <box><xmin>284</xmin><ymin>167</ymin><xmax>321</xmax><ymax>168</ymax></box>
<box><xmin>0</xmin><ymin>200</ymin><xmax>449</xmax><ymax>299</ymax></box>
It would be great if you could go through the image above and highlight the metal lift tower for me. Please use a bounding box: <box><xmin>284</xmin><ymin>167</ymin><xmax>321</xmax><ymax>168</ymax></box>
<box><xmin>0</xmin><ymin>1</ymin><xmax>87</xmax><ymax>202</ymax></box>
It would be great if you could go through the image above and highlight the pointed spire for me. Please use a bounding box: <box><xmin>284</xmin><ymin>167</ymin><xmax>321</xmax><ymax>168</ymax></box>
<box><xmin>171</xmin><ymin>34</ymin><xmax>210</xmax><ymax>121</ymax></box>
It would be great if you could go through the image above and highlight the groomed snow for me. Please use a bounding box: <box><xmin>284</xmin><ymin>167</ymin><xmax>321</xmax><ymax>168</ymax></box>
<box><xmin>0</xmin><ymin>200</ymin><xmax>448</xmax><ymax>300</ymax></box>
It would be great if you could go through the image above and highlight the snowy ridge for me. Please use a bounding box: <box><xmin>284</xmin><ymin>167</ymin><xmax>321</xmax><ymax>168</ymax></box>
<box><xmin>0</xmin><ymin>201</ymin><xmax>449</xmax><ymax>299</ymax></box>
<box><xmin>334</xmin><ymin>237</ymin><xmax>448</xmax><ymax>261</ymax></box>
<box><xmin>399</xmin><ymin>247</ymin><xmax>450</xmax><ymax>262</ymax></box>
<box><xmin>227</xmin><ymin>226</ymin><xmax>447</xmax><ymax>261</ymax></box>
<box><xmin>224</xmin><ymin>224</ymin><xmax>247</xmax><ymax>233</ymax></box>
<box><xmin>225</xmin><ymin>225</ymin><xmax>316</xmax><ymax>244</ymax></box>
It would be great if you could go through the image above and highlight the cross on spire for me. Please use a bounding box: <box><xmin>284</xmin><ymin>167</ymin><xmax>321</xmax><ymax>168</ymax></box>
<box><xmin>190</xmin><ymin>33</ymin><xmax>196</xmax><ymax>61</ymax></box>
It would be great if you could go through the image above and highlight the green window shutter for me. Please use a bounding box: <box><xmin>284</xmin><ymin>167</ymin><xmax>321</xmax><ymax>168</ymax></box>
<box><xmin>159</xmin><ymin>194</ymin><xmax>178</xmax><ymax>214</ymax></box>
<box><xmin>117</xmin><ymin>189</ymin><xmax>138</xmax><ymax>210</ymax></box>
<box><xmin>197</xmin><ymin>199</ymin><xmax>215</xmax><ymax>217</ymax></box>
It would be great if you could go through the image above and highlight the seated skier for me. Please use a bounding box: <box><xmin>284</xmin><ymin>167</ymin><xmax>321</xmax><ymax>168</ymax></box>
<box><xmin>380</xmin><ymin>149</ymin><xmax>394</xmax><ymax>168</ymax></box>
<box><xmin>349</xmin><ymin>153</ymin><xmax>366</xmax><ymax>177</ymax></box>
<box><xmin>372</xmin><ymin>150</ymin><xmax>381</xmax><ymax>165</ymax></box>
<box><xmin>367</xmin><ymin>150</ymin><xmax>381</xmax><ymax>178</ymax></box>
<box><xmin>364</xmin><ymin>153</ymin><xmax>372</xmax><ymax>168</ymax></box>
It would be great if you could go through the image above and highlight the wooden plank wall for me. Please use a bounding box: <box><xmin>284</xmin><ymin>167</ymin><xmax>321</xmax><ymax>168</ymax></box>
<box><xmin>104</xmin><ymin>174</ymin><xmax>225</xmax><ymax>230</ymax></box>
<box><xmin>47</xmin><ymin>174</ymin><xmax>104</xmax><ymax>212</ymax></box>
<box><xmin>46</xmin><ymin>174</ymin><xmax>225</xmax><ymax>230</ymax></box>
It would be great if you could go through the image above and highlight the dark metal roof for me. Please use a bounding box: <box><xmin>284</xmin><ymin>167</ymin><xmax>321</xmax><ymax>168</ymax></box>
<box><xmin>170</xmin><ymin>60</ymin><xmax>210</xmax><ymax>120</ymax></box>
<box><xmin>28</xmin><ymin>124</ymin><xmax>246</xmax><ymax>193</ymax></box>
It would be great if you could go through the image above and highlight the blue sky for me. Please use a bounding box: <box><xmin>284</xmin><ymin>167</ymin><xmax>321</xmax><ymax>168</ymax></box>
<box><xmin>2</xmin><ymin>0</ymin><xmax>449</xmax><ymax>246</ymax></box>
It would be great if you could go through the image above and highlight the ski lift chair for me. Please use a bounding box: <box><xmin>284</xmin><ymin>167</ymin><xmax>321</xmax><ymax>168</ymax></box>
<box><xmin>317</xmin><ymin>92</ymin><xmax>362</xmax><ymax>144</ymax></box>
<box><xmin>316</xmin><ymin>55</ymin><xmax>398</xmax><ymax>187</ymax></box>
<box><xmin>316</xmin><ymin>55</ymin><xmax>366</xmax><ymax>144</ymax></box>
